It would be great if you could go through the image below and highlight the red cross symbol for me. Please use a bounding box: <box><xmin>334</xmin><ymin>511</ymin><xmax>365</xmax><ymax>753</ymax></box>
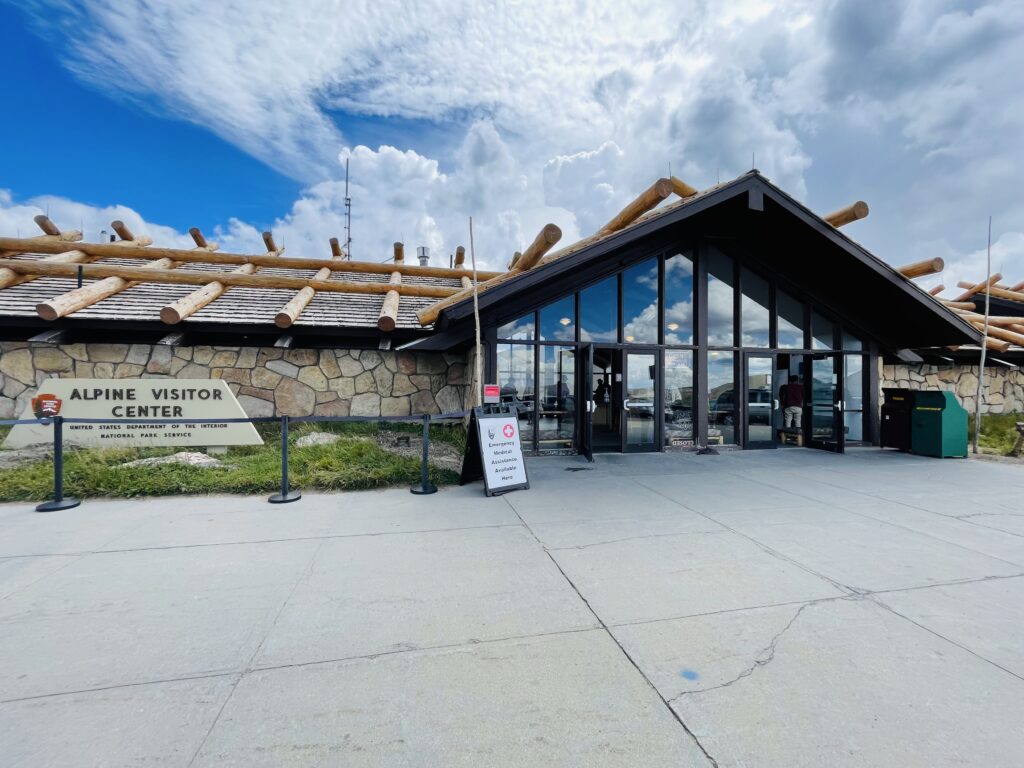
<box><xmin>502</xmin><ymin>424</ymin><xmax>515</xmax><ymax>438</ymax></box>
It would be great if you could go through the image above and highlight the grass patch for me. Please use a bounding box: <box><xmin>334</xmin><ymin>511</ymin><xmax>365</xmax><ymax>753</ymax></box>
<box><xmin>0</xmin><ymin>420</ymin><xmax>466</xmax><ymax>502</ymax></box>
<box><xmin>967</xmin><ymin>412</ymin><xmax>1024</xmax><ymax>456</ymax></box>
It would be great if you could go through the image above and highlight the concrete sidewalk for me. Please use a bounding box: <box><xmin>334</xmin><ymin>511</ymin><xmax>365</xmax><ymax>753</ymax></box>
<box><xmin>1</xmin><ymin>448</ymin><xmax>1023</xmax><ymax>766</ymax></box>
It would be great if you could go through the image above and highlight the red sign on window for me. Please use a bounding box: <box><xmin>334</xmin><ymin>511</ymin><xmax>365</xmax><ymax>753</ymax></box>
<box><xmin>484</xmin><ymin>384</ymin><xmax>500</xmax><ymax>404</ymax></box>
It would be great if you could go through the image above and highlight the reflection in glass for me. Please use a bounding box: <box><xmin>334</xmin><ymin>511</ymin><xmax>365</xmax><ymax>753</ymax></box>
<box><xmin>707</xmin><ymin>249</ymin><xmax>735</xmax><ymax>347</ymax></box>
<box><xmin>745</xmin><ymin>356</ymin><xmax>773</xmax><ymax>443</ymax></box>
<box><xmin>844</xmin><ymin>354</ymin><xmax>865</xmax><ymax>442</ymax></box>
<box><xmin>812</xmin><ymin>311</ymin><xmax>836</xmax><ymax>350</ymax></box>
<box><xmin>539</xmin><ymin>296</ymin><xmax>576</xmax><ymax>341</ymax></box>
<box><xmin>537</xmin><ymin>346</ymin><xmax>575</xmax><ymax>450</ymax></box>
<box><xmin>580</xmin><ymin>275</ymin><xmax>618</xmax><ymax>343</ymax></box>
<box><xmin>842</xmin><ymin>330</ymin><xmax>863</xmax><ymax>350</ymax></box>
<box><xmin>810</xmin><ymin>355</ymin><xmax>836</xmax><ymax>442</ymax></box>
<box><xmin>622</xmin><ymin>260</ymin><xmax>659</xmax><ymax>344</ymax></box>
<box><xmin>664</xmin><ymin>350</ymin><xmax>694</xmax><ymax>447</ymax></box>
<box><xmin>740</xmin><ymin>269</ymin><xmax>770</xmax><ymax>348</ymax></box>
<box><xmin>777</xmin><ymin>290</ymin><xmax>805</xmax><ymax>348</ymax></box>
<box><xmin>664</xmin><ymin>252</ymin><xmax>694</xmax><ymax>344</ymax></box>
<box><xmin>497</xmin><ymin>312</ymin><xmax>534</xmax><ymax>341</ymax></box>
<box><xmin>625</xmin><ymin>352</ymin><xmax>657</xmax><ymax>448</ymax></box>
<box><xmin>707</xmin><ymin>351</ymin><xmax>735</xmax><ymax>444</ymax></box>
<box><xmin>496</xmin><ymin>343</ymin><xmax>535</xmax><ymax>449</ymax></box>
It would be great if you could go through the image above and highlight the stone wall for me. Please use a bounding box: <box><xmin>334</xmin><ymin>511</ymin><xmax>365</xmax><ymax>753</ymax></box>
<box><xmin>881</xmin><ymin>362</ymin><xmax>1024</xmax><ymax>415</ymax></box>
<box><xmin>0</xmin><ymin>342</ymin><xmax>467</xmax><ymax>419</ymax></box>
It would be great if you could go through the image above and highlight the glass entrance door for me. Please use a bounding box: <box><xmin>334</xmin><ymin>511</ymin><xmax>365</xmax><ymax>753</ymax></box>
<box><xmin>743</xmin><ymin>354</ymin><xmax>777</xmax><ymax>448</ymax></box>
<box><xmin>578</xmin><ymin>344</ymin><xmax>594</xmax><ymax>461</ymax></box>
<box><xmin>623</xmin><ymin>351</ymin><xmax>658</xmax><ymax>452</ymax></box>
<box><xmin>808</xmin><ymin>353</ymin><xmax>845</xmax><ymax>453</ymax></box>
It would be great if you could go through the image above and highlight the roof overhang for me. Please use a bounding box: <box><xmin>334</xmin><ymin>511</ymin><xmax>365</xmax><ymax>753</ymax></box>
<box><xmin>433</xmin><ymin>173</ymin><xmax>981</xmax><ymax>351</ymax></box>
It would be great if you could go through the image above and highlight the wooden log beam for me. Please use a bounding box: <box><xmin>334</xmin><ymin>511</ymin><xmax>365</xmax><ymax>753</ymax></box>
<box><xmin>38</xmin><ymin>257</ymin><xmax>172</xmax><ymax>321</ymax></box>
<box><xmin>954</xmin><ymin>275</ymin><xmax>1003</xmax><ymax>301</ymax></box>
<box><xmin>0</xmin><ymin>237</ymin><xmax>501</xmax><ymax>280</ymax></box>
<box><xmin>165</xmin><ymin>231</ymin><xmax>282</xmax><ymax>324</ymax></box>
<box><xmin>329</xmin><ymin>237</ymin><xmax>344</xmax><ymax>259</ymax></box>
<box><xmin>598</xmin><ymin>179</ymin><xmax>673</xmax><ymax>236</ymax></box>
<box><xmin>416</xmin><ymin>224</ymin><xmax>563</xmax><ymax>326</ymax></box>
<box><xmin>983</xmin><ymin>336</ymin><xmax>1012</xmax><ymax>352</ymax></box>
<box><xmin>377</xmin><ymin>270</ymin><xmax>403</xmax><ymax>332</ymax></box>
<box><xmin>511</xmin><ymin>224</ymin><xmax>562</xmax><ymax>272</ymax></box>
<box><xmin>956</xmin><ymin>281</ymin><xmax>1024</xmax><ymax>303</ymax></box>
<box><xmin>0</xmin><ymin>259</ymin><xmax>460</xmax><ymax>299</ymax></box>
<box><xmin>952</xmin><ymin>312</ymin><xmax>1024</xmax><ymax>327</ymax></box>
<box><xmin>37</xmin><ymin>228</ymin><xmax>213</xmax><ymax>321</ymax></box>
<box><xmin>823</xmin><ymin>201</ymin><xmax>869</xmax><ymax>228</ymax></box>
<box><xmin>670</xmin><ymin>176</ymin><xmax>698</xmax><ymax>198</ymax></box>
<box><xmin>274</xmin><ymin>244</ymin><xmax>347</xmax><ymax>328</ymax></box>
<box><xmin>1</xmin><ymin>220</ymin><xmax>85</xmax><ymax>288</ymax></box>
<box><xmin>971</xmin><ymin>322</ymin><xmax>1024</xmax><ymax>347</ymax></box>
<box><xmin>1011</xmin><ymin>280</ymin><xmax>1024</xmax><ymax>292</ymax></box>
<box><xmin>897</xmin><ymin>258</ymin><xmax>944</xmax><ymax>279</ymax></box>
<box><xmin>940</xmin><ymin>301</ymin><xmax>978</xmax><ymax>310</ymax></box>
<box><xmin>454</xmin><ymin>245</ymin><xmax>465</xmax><ymax>268</ymax></box>
<box><xmin>393</xmin><ymin>242</ymin><xmax>404</xmax><ymax>263</ymax></box>
<box><xmin>928</xmin><ymin>284</ymin><xmax>945</xmax><ymax>296</ymax></box>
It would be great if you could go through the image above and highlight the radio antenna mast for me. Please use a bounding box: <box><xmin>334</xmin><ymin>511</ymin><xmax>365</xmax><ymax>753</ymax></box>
<box><xmin>344</xmin><ymin>157</ymin><xmax>353</xmax><ymax>258</ymax></box>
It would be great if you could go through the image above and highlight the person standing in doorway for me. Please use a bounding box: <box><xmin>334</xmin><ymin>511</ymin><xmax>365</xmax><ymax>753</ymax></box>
<box><xmin>781</xmin><ymin>374</ymin><xmax>803</xmax><ymax>430</ymax></box>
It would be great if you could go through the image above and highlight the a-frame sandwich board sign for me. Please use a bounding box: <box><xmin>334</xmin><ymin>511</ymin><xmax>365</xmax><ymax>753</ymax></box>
<box><xmin>460</xmin><ymin>406</ymin><xmax>530</xmax><ymax>496</ymax></box>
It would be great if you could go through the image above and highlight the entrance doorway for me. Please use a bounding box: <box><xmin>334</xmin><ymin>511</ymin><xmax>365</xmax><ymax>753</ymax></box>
<box><xmin>741</xmin><ymin>351</ymin><xmax>845</xmax><ymax>453</ymax></box>
<box><xmin>585</xmin><ymin>347</ymin><xmax>659</xmax><ymax>454</ymax></box>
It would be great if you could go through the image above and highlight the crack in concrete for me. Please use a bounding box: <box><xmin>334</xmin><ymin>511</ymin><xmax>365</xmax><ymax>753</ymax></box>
<box><xmin>503</xmin><ymin>496</ymin><xmax>721</xmax><ymax>768</ymax></box>
<box><xmin>669</xmin><ymin>601</ymin><xmax>814</xmax><ymax>703</ymax></box>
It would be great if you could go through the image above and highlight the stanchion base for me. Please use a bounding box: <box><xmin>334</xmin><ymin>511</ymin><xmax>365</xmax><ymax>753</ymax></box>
<box><xmin>410</xmin><ymin>484</ymin><xmax>438</xmax><ymax>495</ymax></box>
<box><xmin>268</xmin><ymin>491</ymin><xmax>302</xmax><ymax>504</ymax></box>
<box><xmin>35</xmin><ymin>497</ymin><xmax>81</xmax><ymax>513</ymax></box>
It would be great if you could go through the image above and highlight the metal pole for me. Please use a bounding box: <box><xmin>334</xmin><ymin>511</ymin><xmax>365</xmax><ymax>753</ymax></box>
<box><xmin>36</xmin><ymin>416</ymin><xmax>80</xmax><ymax>512</ymax></box>
<box><xmin>973</xmin><ymin>216</ymin><xmax>992</xmax><ymax>455</ymax></box>
<box><xmin>410</xmin><ymin>414</ymin><xmax>438</xmax><ymax>495</ymax></box>
<box><xmin>268</xmin><ymin>414</ymin><xmax>301</xmax><ymax>503</ymax></box>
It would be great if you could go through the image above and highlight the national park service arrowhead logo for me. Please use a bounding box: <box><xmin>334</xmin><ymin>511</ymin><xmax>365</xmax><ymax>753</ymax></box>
<box><xmin>31</xmin><ymin>394</ymin><xmax>62</xmax><ymax>419</ymax></box>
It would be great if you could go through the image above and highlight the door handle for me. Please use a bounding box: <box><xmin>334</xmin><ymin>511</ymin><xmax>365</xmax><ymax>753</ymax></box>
<box><xmin>773</xmin><ymin>399</ymin><xmax>779</xmax><ymax>410</ymax></box>
<box><xmin>623</xmin><ymin>399</ymin><xmax>630</xmax><ymax>410</ymax></box>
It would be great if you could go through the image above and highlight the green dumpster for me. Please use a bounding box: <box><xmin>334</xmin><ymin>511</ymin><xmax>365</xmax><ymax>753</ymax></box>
<box><xmin>911</xmin><ymin>391</ymin><xmax>968</xmax><ymax>458</ymax></box>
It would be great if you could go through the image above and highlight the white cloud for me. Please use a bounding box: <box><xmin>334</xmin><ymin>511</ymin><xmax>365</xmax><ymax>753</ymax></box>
<box><xmin>11</xmin><ymin>0</ymin><xmax>1024</xmax><ymax>287</ymax></box>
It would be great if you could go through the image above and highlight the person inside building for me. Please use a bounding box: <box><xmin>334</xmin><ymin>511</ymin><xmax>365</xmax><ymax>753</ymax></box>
<box><xmin>780</xmin><ymin>374</ymin><xmax>803</xmax><ymax>430</ymax></box>
<box><xmin>593</xmin><ymin>377</ymin><xmax>608</xmax><ymax>403</ymax></box>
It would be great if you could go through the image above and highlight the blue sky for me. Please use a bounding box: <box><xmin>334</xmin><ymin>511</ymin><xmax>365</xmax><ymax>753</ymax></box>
<box><xmin>1</xmin><ymin>0</ymin><xmax>1021</xmax><ymax>284</ymax></box>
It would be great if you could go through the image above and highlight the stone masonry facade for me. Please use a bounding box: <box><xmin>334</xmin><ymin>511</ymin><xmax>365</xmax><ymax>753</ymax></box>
<box><xmin>881</xmin><ymin>362</ymin><xmax>1024</xmax><ymax>415</ymax></box>
<box><xmin>0</xmin><ymin>342</ymin><xmax>468</xmax><ymax>420</ymax></box>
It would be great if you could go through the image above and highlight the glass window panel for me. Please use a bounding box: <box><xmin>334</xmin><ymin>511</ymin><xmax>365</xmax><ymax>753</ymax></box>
<box><xmin>580</xmin><ymin>275</ymin><xmax>618</xmax><ymax>343</ymax></box>
<box><xmin>812</xmin><ymin>311</ymin><xmax>836</xmax><ymax>350</ymax></box>
<box><xmin>537</xmin><ymin>346</ymin><xmax>575</xmax><ymax>451</ymax></box>
<box><xmin>497</xmin><ymin>312</ymin><xmax>534</xmax><ymax>341</ymax></box>
<box><xmin>740</xmin><ymin>268</ymin><xmax>770</xmax><ymax>348</ymax></box>
<box><xmin>664</xmin><ymin>252</ymin><xmax>694</xmax><ymax>344</ymax></box>
<box><xmin>844</xmin><ymin>411</ymin><xmax>864</xmax><ymax>442</ymax></box>
<box><xmin>842</xmin><ymin>330</ymin><xmax>863</xmax><ymax>350</ymax></box>
<box><xmin>844</xmin><ymin>355</ymin><xmax>864</xmax><ymax>411</ymax></box>
<box><xmin>777</xmin><ymin>290</ymin><xmax>805</xmax><ymax>349</ymax></box>
<box><xmin>707</xmin><ymin>249</ymin><xmax>735</xmax><ymax>347</ymax></box>
<box><xmin>622</xmin><ymin>260</ymin><xmax>659</xmax><ymax>344</ymax></box>
<box><xmin>664</xmin><ymin>350</ymin><xmax>694</xmax><ymax>447</ymax></box>
<box><xmin>538</xmin><ymin>296</ymin><xmax>576</xmax><ymax>341</ymax></box>
<box><xmin>707</xmin><ymin>351</ymin><xmax>736</xmax><ymax>445</ymax></box>
<box><xmin>495</xmin><ymin>343</ymin><xmax>535</xmax><ymax>449</ymax></box>
<box><xmin>625</xmin><ymin>352</ymin><xmax>657</xmax><ymax>448</ymax></box>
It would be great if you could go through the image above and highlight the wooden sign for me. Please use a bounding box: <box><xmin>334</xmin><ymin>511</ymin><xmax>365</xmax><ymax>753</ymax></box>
<box><xmin>460</xmin><ymin>406</ymin><xmax>529</xmax><ymax>496</ymax></box>
<box><xmin>3</xmin><ymin>379</ymin><xmax>263</xmax><ymax>448</ymax></box>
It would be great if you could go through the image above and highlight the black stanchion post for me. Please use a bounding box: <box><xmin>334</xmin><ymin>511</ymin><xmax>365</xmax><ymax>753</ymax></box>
<box><xmin>268</xmin><ymin>414</ymin><xmax>301</xmax><ymax>504</ymax></box>
<box><xmin>36</xmin><ymin>416</ymin><xmax>81</xmax><ymax>512</ymax></box>
<box><xmin>410</xmin><ymin>414</ymin><xmax>438</xmax><ymax>495</ymax></box>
